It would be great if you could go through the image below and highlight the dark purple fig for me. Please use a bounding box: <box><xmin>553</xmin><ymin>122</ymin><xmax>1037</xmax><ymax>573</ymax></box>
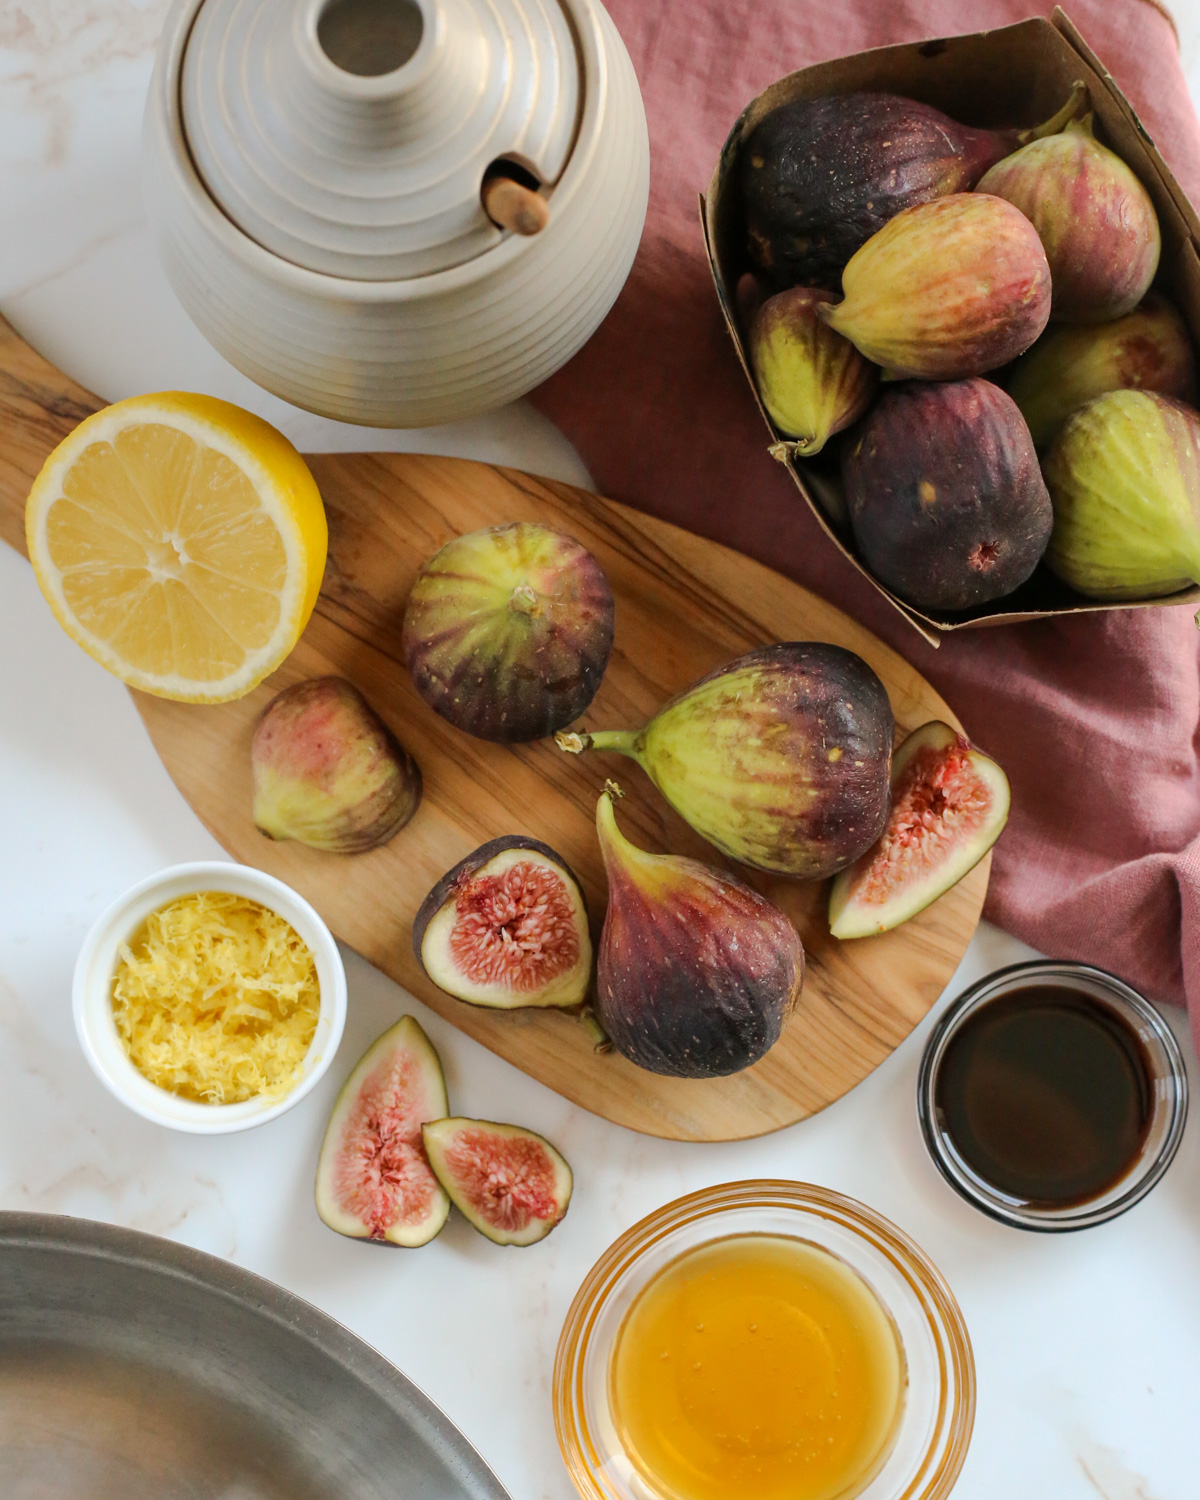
<box><xmin>748</xmin><ymin>287</ymin><xmax>876</xmax><ymax>453</ymax></box>
<box><xmin>558</xmin><ymin>643</ymin><xmax>893</xmax><ymax>880</ymax></box>
<box><xmin>978</xmin><ymin>114</ymin><xmax>1161</xmax><ymax>324</ymax></box>
<box><xmin>594</xmin><ymin>785</ymin><xmax>804</xmax><ymax>1078</ymax></box>
<box><xmin>740</xmin><ymin>87</ymin><xmax>1081</xmax><ymax>290</ymax></box>
<box><xmin>829</xmin><ymin>721</ymin><xmax>1010</xmax><ymax>939</ymax></box>
<box><xmin>413</xmin><ymin>836</ymin><xmax>592</xmax><ymax>1008</ymax></box>
<box><xmin>820</xmin><ymin>195</ymin><xmax>1051</xmax><ymax>380</ymax></box>
<box><xmin>842</xmin><ymin>378</ymin><xmax>1053</xmax><ymax>612</ymax></box>
<box><xmin>422</xmin><ymin>1117</ymin><xmax>572</xmax><ymax>1245</ymax></box>
<box><xmin>314</xmin><ymin>1016</ymin><xmax>449</xmax><ymax>1247</ymax></box>
<box><xmin>402</xmin><ymin>522</ymin><xmax>614</xmax><ymax>742</ymax></box>
<box><xmin>1007</xmin><ymin>293</ymin><xmax>1196</xmax><ymax>451</ymax></box>
<box><xmin>252</xmin><ymin>677</ymin><xmax>421</xmax><ymax>853</ymax></box>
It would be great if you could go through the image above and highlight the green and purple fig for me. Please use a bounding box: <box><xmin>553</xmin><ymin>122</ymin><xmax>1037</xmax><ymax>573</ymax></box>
<box><xmin>829</xmin><ymin>721</ymin><xmax>1010</xmax><ymax>940</ymax></box>
<box><xmin>748</xmin><ymin>287</ymin><xmax>877</xmax><ymax>453</ymax></box>
<box><xmin>820</xmin><ymin>194</ymin><xmax>1051</xmax><ymax>380</ymax></box>
<box><xmin>413</xmin><ymin>836</ymin><xmax>592</xmax><ymax>1009</ymax></box>
<box><xmin>252</xmin><ymin>676</ymin><xmax>421</xmax><ymax>853</ymax></box>
<box><xmin>594</xmin><ymin>785</ymin><xmax>803</xmax><ymax>1078</ymax></box>
<box><xmin>402</xmin><ymin>522</ymin><xmax>614</xmax><ymax>742</ymax></box>
<box><xmin>977</xmin><ymin>114</ymin><xmax>1160</xmax><ymax>323</ymax></box>
<box><xmin>1043</xmin><ymin>389</ymin><xmax>1200</xmax><ymax>599</ymax></box>
<box><xmin>740</xmin><ymin>88</ymin><xmax>1081</xmax><ymax>291</ymax></box>
<box><xmin>842</xmin><ymin>378</ymin><xmax>1052</xmax><ymax>613</ymax></box>
<box><xmin>1007</xmin><ymin>294</ymin><xmax>1196</xmax><ymax>452</ymax></box>
<box><xmin>558</xmin><ymin>642</ymin><xmax>893</xmax><ymax>879</ymax></box>
<box><xmin>314</xmin><ymin>1016</ymin><xmax>449</xmax><ymax>1247</ymax></box>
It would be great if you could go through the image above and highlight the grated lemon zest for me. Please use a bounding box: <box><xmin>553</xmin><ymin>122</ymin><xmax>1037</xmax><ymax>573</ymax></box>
<box><xmin>111</xmin><ymin>891</ymin><xmax>320</xmax><ymax>1105</ymax></box>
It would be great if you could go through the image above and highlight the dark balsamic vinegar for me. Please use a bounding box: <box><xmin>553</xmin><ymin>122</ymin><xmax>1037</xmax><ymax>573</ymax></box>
<box><xmin>934</xmin><ymin>985</ymin><xmax>1153</xmax><ymax>1206</ymax></box>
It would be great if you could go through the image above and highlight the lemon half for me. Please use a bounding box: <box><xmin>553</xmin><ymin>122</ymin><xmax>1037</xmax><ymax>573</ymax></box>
<box><xmin>25</xmin><ymin>393</ymin><xmax>327</xmax><ymax>703</ymax></box>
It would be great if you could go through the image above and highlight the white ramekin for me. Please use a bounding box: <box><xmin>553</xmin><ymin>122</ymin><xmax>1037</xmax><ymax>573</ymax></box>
<box><xmin>73</xmin><ymin>861</ymin><xmax>347</xmax><ymax>1134</ymax></box>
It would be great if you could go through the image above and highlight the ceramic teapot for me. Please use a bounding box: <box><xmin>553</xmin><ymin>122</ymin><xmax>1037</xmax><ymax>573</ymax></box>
<box><xmin>143</xmin><ymin>0</ymin><xmax>649</xmax><ymax>426</ymax></box>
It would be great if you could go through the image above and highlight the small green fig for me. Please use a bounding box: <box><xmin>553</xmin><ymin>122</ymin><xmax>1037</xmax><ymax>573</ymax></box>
<box><xmin>1007</xmin><ymin>295</ymin><xmax>1196</xmax><ymax>452</ymax></box>
<box><xmin>252</xmin><ymin>676</ymin><xmax>421</xmax><ymax>852</ymax></box>
<box><xmin>748</xmin><ymin>287</ymin><xmax>877</xmax><ymax>454</ymax></box>
<box><xmin>819</xmin><ymin>194</ymin><xmax>1051</xmax><ymax>380</ymax></box>
<box><xmin>1042</xmin><ymin>389</ymin><xmax>1200</xmax><ymax>599</ymax></box>
<box><xmin>977</xmin><ymin>114</ymin><xmax>1160</xmax><ymax>324</ymax></box>
<box><xmin>557</xmin><ymin>642</ymin><xmax>893</xmax><ymax>879</ymax></box>
<box><xmin>594</xmin><ymin>785</ymin><xmax>804</xmax><ymax>1079</ymax></box>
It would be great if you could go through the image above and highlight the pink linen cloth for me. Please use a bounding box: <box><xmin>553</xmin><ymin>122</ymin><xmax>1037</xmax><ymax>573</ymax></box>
<box><xmin>530</xmin><ymin>0</ymin><xmax>1200</xmax><ymax>1051</ymax></box>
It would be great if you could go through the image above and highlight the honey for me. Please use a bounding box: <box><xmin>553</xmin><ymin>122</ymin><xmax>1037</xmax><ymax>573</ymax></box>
<box><xmin>609</xmin><ymin>1234</ymin><xmax>903</xmax><ymax>1500</ymax></box>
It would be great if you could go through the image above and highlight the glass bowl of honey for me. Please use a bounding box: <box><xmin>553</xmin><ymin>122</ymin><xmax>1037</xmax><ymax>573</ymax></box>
<box><xmin>554</xmin><ymin>1180</ymin><xmax>974</xmax><ymax>1500</ymax></box>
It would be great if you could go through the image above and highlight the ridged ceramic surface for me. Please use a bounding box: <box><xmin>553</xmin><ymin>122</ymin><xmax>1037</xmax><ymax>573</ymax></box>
<box><xmin>183</xmin><ymin>0</ymin><xmax>580</xmax><ymax>279</ymax></box>
<box><xmin>144</xmin><ymin>0</ymin><xmax>649</xmax><ymax>426</ymax></box>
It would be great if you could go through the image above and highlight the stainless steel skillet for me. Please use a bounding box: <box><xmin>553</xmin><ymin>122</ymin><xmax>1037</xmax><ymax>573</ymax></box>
<box><xmin>0</xmin><ymin>1212</ymin><xmax>511</xmax><ymax>1500</ymax></box>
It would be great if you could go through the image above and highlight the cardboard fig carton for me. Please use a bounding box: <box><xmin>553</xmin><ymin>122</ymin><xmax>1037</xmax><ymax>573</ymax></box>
<box><xmin>702</xmin><ymin>8</ymin><xmax>1200</xmax><ymax>646</ymax></box>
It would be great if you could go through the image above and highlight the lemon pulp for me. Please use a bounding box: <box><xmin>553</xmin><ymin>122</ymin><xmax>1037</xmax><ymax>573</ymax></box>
<box><xmin>25</xmin><ymin>393</ymin><xmax>326</xmax><ymax>702</ymax></box>
<box><xmin>610</xmin><ymin>1234</ymin><xmax>903</xmax><ymax>1500</ymax></box>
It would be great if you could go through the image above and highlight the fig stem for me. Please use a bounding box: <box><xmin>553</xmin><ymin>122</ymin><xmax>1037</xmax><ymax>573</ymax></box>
<box><xmin>571</xmin><ymin>728</ymin><xmax>639</xmax><ymax>756</ymax></box>
<box><xmin>578</xmin><ymin>1005</ymin><xmax>612</xmax><ymax>1052</ymax></box>
<box><xmin>1017</xmin><ymin>81</ymin><xmax>1088</xmax><ymax>144</ymax></box>
<box><xmin>555</xmin><ymin>728</ymin><xmax>639</xmax><ymax>756</ymax></box>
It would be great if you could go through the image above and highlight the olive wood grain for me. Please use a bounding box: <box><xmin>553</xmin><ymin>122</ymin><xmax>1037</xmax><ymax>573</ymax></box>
<box><xmin>0</xmin><ymin>313</ymin><xmax>988</xmax><ymax>1140</ymax></box>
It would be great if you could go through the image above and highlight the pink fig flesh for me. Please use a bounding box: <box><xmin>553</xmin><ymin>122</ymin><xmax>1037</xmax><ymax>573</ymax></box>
<box><xmin>829</xmin><ymin>721</ymin><xmax>1010</xmax><ymax>939</ymax></box>
<box><xmin>413</xmin><ymin>837</ymin><xmax>592</xmax><ymax>1008</ymax></box>
<box><xmin>314</xmin><ymin>1016</ymin><xmax>449</xmax><ymax>1247</ymax></box>
<box><xmin>252</xmin><ymin>676</ymin><xmax>421</xmax><ymax>853</ymax></box>
<box><xmin>422</xmin><ymin>1117</ymin><xmax>572</xmax><ymax>1246</ymax></box>
<box><xmin>594</xmin><ymin>787</ymin><xmax>804</xmax><ymax>1079</ymax></box>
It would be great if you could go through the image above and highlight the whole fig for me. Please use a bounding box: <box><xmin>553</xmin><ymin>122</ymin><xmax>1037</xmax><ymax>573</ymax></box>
<box><xmin>1043</xmin><ymin>390</ymin><xmax>1200</xmax><ymax>599</ymax></box>
<box><xmin>252</xmin><ymin>676</ymin><xmax>421</xmax><ymax>852</ymax></box>
<box><xmin>558</xmin><ymin>642</ymin><xmax>893</xmax><ymax>879</ymax></box>
<box><xmin>740</xmin><ymin>88</ymin><xmax>1080</xmax><ymax>291</ymax></box>
<box><xmin>402</xmin><ymin>522</ymin><xmax>614</xmax><ymax>742</ymax></box>
<box><xmin>594</xmin><ymin>785</ymin><xmax>803</xmax><ymax>1078</ymax></box>
<box><xmin>842</xmin><ymin>379</ymin><xmax>1052</xmax><ymax>613</ymax></box>
<box><xmin>977</xmin><ymin>114</ymin><xmax>1160</xmax><ymax>323</ymax></box>
<box><xmin>748</xmin><ymin>287</ymin><xmax>876</xmax><ymax>453</ymax></box>
<box><xmin>819</xmin><ymin>195</ymin><xmax>1051</xmax><ymax>380</ymax></box>
<box><xmin>1007</xmin><ymin>294</ymin><xmax>1196</xmax><ymax>452</ymax></box>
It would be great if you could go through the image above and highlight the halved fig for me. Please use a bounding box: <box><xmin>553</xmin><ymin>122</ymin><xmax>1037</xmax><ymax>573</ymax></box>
<box><xmin>314</xmin><ymin>1016</ymin><xmax>450</xmax><ymax>1247</ymax></box>
<box><xmin>828</xmin><ymin>720</ymin><xmax>1009</xmax><ymax>940</ymax></box>
<box><xmin>413</xmin><ymin>837</ymin><xmax>592</xmax><ymax>1008</ymax></box>
<box><xmin>422</xmin><ymin>1118</ymin><xmax>572</xmax><ymax>1246</ymax></box>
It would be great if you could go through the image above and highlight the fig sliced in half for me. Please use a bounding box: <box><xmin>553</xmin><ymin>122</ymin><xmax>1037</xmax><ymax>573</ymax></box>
<box><xmin>829</xmin><ymin>721</ymin><xmax>1009</xmax><ymax>940</ymax></box>
<box><xmin>413</xmin><ymin>837</ymin><xmax>592</xmax><ymax>1008</ymax></box>
<box><xmin>422</xmin><ymin>1118</ymin><xmax>572</xmax><ymax>1246</ymax></box>
<box><xmin>314</xmin><ymin>1016</ymin><xmax>450</xmax><ymax>1247</ymax></box>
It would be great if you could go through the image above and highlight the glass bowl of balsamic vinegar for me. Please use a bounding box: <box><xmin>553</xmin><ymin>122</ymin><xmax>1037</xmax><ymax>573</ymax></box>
<box><xmin>919</xmin><ymin>960</ymin><xmax>1189</xmax><ymax>1231</ymax></box>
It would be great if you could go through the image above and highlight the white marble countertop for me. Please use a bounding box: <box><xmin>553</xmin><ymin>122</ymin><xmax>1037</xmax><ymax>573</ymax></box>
<box><xmin>3</xmin><ymin>5</ymin><xmax>1200</xmax><ymax>1498</ymax></box>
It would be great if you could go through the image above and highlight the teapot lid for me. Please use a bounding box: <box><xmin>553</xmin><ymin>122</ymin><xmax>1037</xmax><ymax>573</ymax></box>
<box><xmin>180</xmin><ymin>0</ymin><xmax>581</xmax><ymax>281</ymax></box>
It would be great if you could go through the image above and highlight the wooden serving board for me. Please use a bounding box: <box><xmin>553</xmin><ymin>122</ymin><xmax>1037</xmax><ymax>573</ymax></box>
<box><xmin>0</xmin><ymin>315</ymin><xmax>988</xmax><ymax>1141</ymax></box>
